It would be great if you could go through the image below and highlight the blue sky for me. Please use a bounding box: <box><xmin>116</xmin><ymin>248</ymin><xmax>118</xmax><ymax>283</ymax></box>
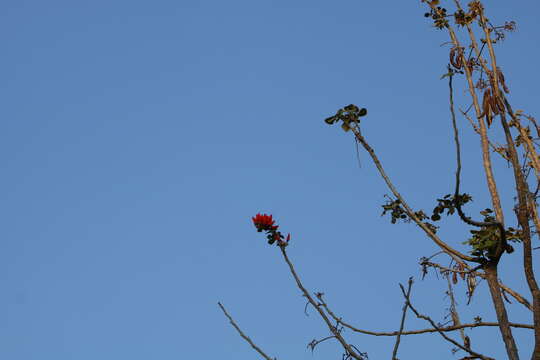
<box><xmin>2</xmin><ymin>1</ymin><xmax>539</xmax><ymax>359</ymax></box>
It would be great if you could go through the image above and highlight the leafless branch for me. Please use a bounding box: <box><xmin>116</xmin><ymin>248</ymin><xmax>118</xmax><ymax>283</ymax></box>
<box><xmin>279</xmin><ymin>247</ymin><xmax>367</xmax><ymax>360</ymax></box>
<box><xmin>307</xmin><ymin>335</ymin><xmax>336</xmax><ymax>353</ymax></box>
<box><xmin>399</xmin><ymin>282</ymin><xmax>494</xmax><ymax>359</ymax></box>
<box><xmin>392</xmin><ymin>277</ymin><xmax>413</xmax><ymax>359</ymax></box>
<box><xmin>316</xmin><ymin>293</ymin><xmax>533</xmax><ymax>336</ymax></box>
<box><xmin>218</xmin><ymin>302</ymin><xmax>276</xmax><ymax>360</ymax></box>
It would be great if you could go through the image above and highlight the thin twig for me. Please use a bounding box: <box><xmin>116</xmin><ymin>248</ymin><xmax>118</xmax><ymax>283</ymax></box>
<box><xmin>392</xmin><ymin>277</ymin><xmax>413</xmax><ymax>359</ymax></box>
<box><xmin>218</xmin><ymin>302</ymin><xmax>275</xmax><ymax>360</ymax></box>
<box><xmin>317</xmin><ymin>294</ymin><xmax>533</xmax><ymax>336</ymax></box>
<box><xmin>307</xmin><ymin>335</ymin><xmax>336</xmax><ymax>352</ymax></box>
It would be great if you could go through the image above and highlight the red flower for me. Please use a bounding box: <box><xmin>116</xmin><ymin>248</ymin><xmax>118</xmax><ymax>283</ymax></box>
<box><xmin>252</xmin><ymin>213</ymin><xmax>279</xmax><ymax>231</ymax></box>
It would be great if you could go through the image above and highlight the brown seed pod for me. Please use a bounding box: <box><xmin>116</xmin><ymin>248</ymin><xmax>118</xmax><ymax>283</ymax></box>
<box><xmin>482</xmin><ymin>89</ymin><xmax>493</xmax><ymax>127</ymax></box>
<box><xmin>489</xmin><ymin>91</ymin><xmax>500</xmax><ymax>116</ymax></box>
<box><xmin>467</xmin><ymin>274</ymin><xmax>477</xmax><ymax>299</ymax></box>
<box><xmin>449</xmin><ymin>47</ymin><xmax>464</xmax><ymax>70</ymax></box>
<box><xmin>449</xmin><ymin>47</ymin><xmax>457</xmax><ymax>68</ymax></box>
<box><xmin>497</xmin><ymin>67</ymin><xmax>510</xmax><ymax>93</ymax></box>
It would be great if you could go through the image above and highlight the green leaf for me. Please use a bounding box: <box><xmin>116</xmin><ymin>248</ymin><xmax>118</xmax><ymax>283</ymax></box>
<box><xmin>324</xmin><ymin>116</ymin><xmax>336</xmax><ymax>124</ymax></box>
<box><xmin>440</xmin><ymin>71</ymin><xmax>453</xmax><ymax>80</ymax></box>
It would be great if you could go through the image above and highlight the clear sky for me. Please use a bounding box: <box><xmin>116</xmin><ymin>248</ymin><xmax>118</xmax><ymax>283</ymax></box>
<box><xmin>2</xmin><ymin>1</ymin><xmax>540</xmax><ymax>359</ymax></box>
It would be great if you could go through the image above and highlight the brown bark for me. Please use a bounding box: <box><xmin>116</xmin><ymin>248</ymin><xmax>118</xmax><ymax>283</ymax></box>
<box><xmin>484</xmin><ymin>264</ymin><xmax>520</xmax><ymax>360</ymax></box>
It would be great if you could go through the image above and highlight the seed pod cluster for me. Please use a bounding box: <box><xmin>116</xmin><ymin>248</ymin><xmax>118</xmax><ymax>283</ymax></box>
<box><xmin>479</xmin><ymin>88</ymin><xmax>505</xmax><ymax>127</ymax></box>
<box><xmin>478</xmin><ymin>68</ymin><xmax>510</xmax><ymax>127</ymax></box>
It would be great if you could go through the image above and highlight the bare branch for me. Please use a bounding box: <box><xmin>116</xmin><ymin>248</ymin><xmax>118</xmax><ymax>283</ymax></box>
<box><xmin>307</xmin><ymin>335</ymin><xmax>336</xmax><ymax>353</ymax></box>
<box><xmin>316</xmin><ymin>293</ymin><xmax>533</xmax><ymax>337</ymax></box>
<box><xmin>392</xmin><ymin>277</ymin><xmax>412</xmax><ymax>359</ymax></box>
<box><xmin>399</xmin><ymin>281</ymin><xmax>494</xmax><ymax>360</ymax></box>
<box><xmin>279</xmin><ymin>247</ymin><xmax>367</xmax><ymax>360</ymax></box>
<box><xmin>218</xmin><ymin>302</ymin><xmax>276</xmax><ymax>360</ymax></box>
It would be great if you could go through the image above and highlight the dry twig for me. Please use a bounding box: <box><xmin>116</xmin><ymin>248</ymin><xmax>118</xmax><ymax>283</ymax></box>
<box><xmin>218</xmin><ymin>302</ymin><xmax>276</xmax><ymax>360</ymax></box>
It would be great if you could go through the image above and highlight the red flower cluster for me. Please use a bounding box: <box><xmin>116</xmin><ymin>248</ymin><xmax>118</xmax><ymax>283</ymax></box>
<box><xmin>252</xmin><ymin>213</ymin><xmax>278</xmax><ymax>232</ymax></box>
<box><xmin>252</xmin><ymin>213</ymin><xmax>290</xmax><ymax>247</ymax></box>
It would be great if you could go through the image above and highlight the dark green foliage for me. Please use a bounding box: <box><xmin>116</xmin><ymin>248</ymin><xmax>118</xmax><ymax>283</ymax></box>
<box><xmin>430</xmin><ymin>193</ymin><xmax>472</xmax><ymax>221</ymax></box>
<box><xmin>324</xmin><ymin>104</ymin><xmax>367</xmax><ymax>132</ymax></box>
<box><xmin>462</xmin><ymin>209</ymin><xmax>522</xmax><ymax>258</ymax></box>
<box><xmin>380</xmin><ymin>198</ymin><xmax>438</xmax><ymax>233</ymax></box>
<box><xmin>381</xmin><ymin>198</ymin><xmax>407</xmax><ymax>224</ymax></box>
<box><xmin>424</xmin><ymin>6</ymin><xmax>449</xmax><ymax>29</ymax></box>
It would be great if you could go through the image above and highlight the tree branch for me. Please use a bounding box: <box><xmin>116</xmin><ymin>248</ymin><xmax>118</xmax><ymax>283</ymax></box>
<box><xmin>392</xmin><ymin>277</ymin><xmax>412</xmax><ymax>359</ymax></box>
<box><xmin>279</xmin><ymin>247</ymin><xmax>367</xmax><ymax>360</ymax></box>
<box><xmin>350</xmin><ymin>124</ymin><xmax>477</xmax><ymax>263</ymax></box>
<box><xmin>399</xmin><ymin>281</ymin><xmax>494</xmax><ymax>360</ymax></box>
<box><xmin>317</xmin><ymin>293</ymin><xmax>533</xmax><ymax>337</ymax></box>
<box><xmin>218</xmin><ymin>302</ymin><xmax>276</xmax><ymax>360</ymax></box>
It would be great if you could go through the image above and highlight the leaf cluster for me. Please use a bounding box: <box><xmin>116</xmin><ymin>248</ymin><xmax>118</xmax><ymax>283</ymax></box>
<box><xmin>381</xmin><ymin>198</ymin><xmax>408</xmax><ymax>224</ymax></box>
<box><xmin>430</xmin><ymin>193</ymin><xmax>472</xmax><ymax>221</ymax></box>
<box><xmin>381</xmin><ymin>198</ymin><xmax>438</xmax><ymax>233</ymax></box>
<box><xmin>424</xmin><ymin>6</ymin><xmax>449</xmax><ymax>29</ymax></box>
<box><xmin>454</xmin><ymin>9</ymin><xmax>476</xmax><ymax>27</ymax></box>
<box><xmin>324</xmin><ymin>104</ymin><xmax>367</xmax><ymax>132</ymax></box>
<box><xmin>461</xmin><ymin>209</ymin><xmax>521</xmax><ymax>257</ymax></box>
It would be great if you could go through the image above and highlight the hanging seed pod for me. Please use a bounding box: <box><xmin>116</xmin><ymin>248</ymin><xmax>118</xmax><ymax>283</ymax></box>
<box><xmin>497</xmin><ymin>67</ymin><xmax>510</xmax><ymax>93</ymax></box>
<box><xmin>481</xmin><ymin>89</ymin><xmax>494</xmax><ymax>127</ymax></box>
<box><xmin>467</xmin><ymin>274</ymin><xmax>477</xmax><ymax>299</ymax></box>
